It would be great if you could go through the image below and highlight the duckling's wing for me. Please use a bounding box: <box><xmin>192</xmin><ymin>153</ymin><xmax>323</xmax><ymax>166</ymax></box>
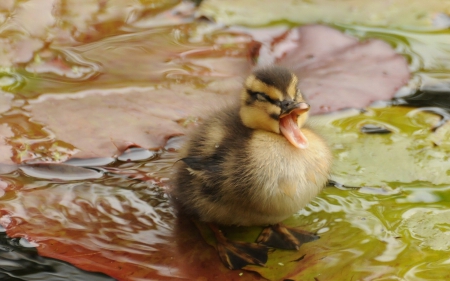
<box><xmin>181</xmin><ymin>156</ymin><xmax>221</xmax><ymax>173</ymax></box>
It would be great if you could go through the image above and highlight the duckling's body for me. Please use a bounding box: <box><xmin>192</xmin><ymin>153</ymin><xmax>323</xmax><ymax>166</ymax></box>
<box><xmin>175</xmin><ymin>105</ymin><xmax>330</xmax><ymax>226</ymax></box>
<box><xmin>173</xmin><ymin>66</ymin><xmax>332</xmax><ymax>269</ymax></box>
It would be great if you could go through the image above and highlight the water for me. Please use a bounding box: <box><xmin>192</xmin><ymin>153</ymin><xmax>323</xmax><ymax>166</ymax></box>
<box><xmin>1</xmin><ymin>0</ymin><xmax>450</xmax><ymax>280</ymax></box>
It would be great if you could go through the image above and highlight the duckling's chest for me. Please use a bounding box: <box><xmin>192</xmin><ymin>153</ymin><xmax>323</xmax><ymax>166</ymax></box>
<box><xmin>244</xmin><ymin>130</ymin><xmax>330</xmax><ymax>207</ymax></box>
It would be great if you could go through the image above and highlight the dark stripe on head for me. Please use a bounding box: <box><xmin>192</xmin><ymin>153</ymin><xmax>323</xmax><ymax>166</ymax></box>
<box><xmin>247</xmin><ymin>89</ymin><xmax>281</xmax><ymax>106</ymax></box>
<box><xmin>253</xmin><ymin>66</ymin><xmax>293</xmax><ymax>93</ymax></box>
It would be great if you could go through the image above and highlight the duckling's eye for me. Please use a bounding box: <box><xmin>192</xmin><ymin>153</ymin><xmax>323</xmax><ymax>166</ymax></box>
<box><xmin>247</xmin><ymin>90</ymin><xmax>278</xmax><ymax>104</ymax></box>
<box><xmin>255</xmin><ymin>92</ymin><xmax>268</xmax><ymax>102</ymax></box>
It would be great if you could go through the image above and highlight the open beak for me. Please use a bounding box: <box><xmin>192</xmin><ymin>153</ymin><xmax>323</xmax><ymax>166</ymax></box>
<box><xmin>279</xmin><ymin>102</ymin><xmax>310</xmax><ymax>149</ymax></box>
<box><xmin>280</xmin><ymin>102</ymin><xmax>310</xmax><ymax>118</ymax></box>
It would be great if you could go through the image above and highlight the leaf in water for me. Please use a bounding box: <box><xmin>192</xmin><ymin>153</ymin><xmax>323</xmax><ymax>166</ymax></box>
<box><xmin>20</xmin><ymin>16</ymin><xmax>254</xmax><ymax>96</ymax></box>
<box><xmin>274</xmin><ymin>25</ymin><xmax>410</xmax><ymax>115</ymax></box>
<box><xmin>28</xmin><ymin>85</ymin><xmax>239</xmax><ymax>159</ymax></box>
<box><xmin>0</xmin><ymin>0</ymin><xmax>184</xmax><ymax>69</ymax></box>
<box><xmin>19</xmin><ymin>163</ymin><xmax>103</xmax><ymax>181</ymax></box>
<box><xmin>314</xmin><ymin>106</ymin><xmax>450</xmax><ymax>186</ymax></box>
<box><xmin>12</xmin><ymin>22</ymin><xmax>254</xmax><ymax>161</ymax></box>
<box><xmin>199</xmin><ymin>0</ymin><xmax>450</xmax><ymax>28</ymax></box>
<box><xmin>25</xmin><ymin>24</ymin><xmax>409</xmax><ymax>160</ymax></box>
<box><xmin>53</xmin><ymin>0</ymin><xmax>183</xmax><ymax>43</ymax></box>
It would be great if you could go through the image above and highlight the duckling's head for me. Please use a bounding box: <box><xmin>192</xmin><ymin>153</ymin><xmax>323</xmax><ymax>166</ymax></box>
<box><xmin>240</xmin><ymin>66</ymin><xmax>310</xmax><ymax>149</ymax></box>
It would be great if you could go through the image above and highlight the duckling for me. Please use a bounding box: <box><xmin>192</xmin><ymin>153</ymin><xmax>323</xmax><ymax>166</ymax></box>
<box><xmin>173</xmin><ymin>66</ymin><xmax>332</xmax><ymax>269</ymax></box>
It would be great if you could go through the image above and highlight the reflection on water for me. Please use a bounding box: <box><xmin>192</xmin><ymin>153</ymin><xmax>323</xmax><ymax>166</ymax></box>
<box><xmin>0</xmin><ymin>226</ymin><xmax>114</xmax><ymax>281</ymax></box>
<box><xmin>0</xmin><ymin>150</ymin><xmax>267</xmax><ymax>280</ymax></box>
<box><xmin>1</xmin><ymin>157</ymin><xmax>179</xmax><ymax>280</ymax></box>
<box><xmin>1</xmin><ymin>0</ymin><xmax>450</xmax><ymax>280</ymax></box>
<box><xmin>4</xmin><ymin>108</ymin><xmax>450</xmax><ymax>280</ymax></box>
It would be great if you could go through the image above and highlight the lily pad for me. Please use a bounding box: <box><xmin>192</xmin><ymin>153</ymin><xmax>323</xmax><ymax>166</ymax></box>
<box><xmin>27</xmin><ymin>85</ymin><xmax>238</xmax><ymax>159</ymax></box>
<box><xmin>199</xmin><ymin>0</ymin><xmax>450</xmax><ymax>28</ymax></box>
<box><xmin>8</xmin><ymin>22</ymin><xmax>254</xmax><ymax>162</ymax></box>
<box><xmin>314</xmin><ymin>106</ymin><xmax>448</xmax><ymax>187</ymax></box>
<box><xmin>22</xmin><ymin>25</ymin><xmax>409</xmax><ymax>160</ymax></box>
<box><xmin>274</xmin><ymin>25</ymin><xmax>410</xmax><ymax>114</ymax></box>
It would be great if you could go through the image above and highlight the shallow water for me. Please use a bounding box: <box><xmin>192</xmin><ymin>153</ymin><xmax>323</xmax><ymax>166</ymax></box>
<box><xmin>1</xmin><ymin>0</ymin><xmax>450</xmax><ymax>280</ymax></box>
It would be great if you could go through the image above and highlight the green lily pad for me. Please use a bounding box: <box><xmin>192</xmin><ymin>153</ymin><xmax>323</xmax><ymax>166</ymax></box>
<box><xmin>199</xmin><ymin>0</ymin><xmax>450</xmax><ymax>28</ymax></box>
<box><xmin>314</xmin><ymin>106</ymin><xmax>449</xmax><ymax>187</ymax></box>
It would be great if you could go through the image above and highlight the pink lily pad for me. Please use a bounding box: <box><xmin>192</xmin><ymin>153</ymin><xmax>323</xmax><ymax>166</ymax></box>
<box><xmin>273</xmin><ymin>25</ymin><xmax>410</xmax><ymax>114</ymax></box>
<box><xmin>28</xmin><ymin>83</ymin><xmax>242</xmax><ymax>159</ymax></box>
<box><xmin>22</xmin><ymin>25</ymin><xmax>409</xmax><ymax>160</ymax></box>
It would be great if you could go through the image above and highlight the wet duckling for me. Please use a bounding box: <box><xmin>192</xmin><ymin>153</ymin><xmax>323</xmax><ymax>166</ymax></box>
<box><xmin>173</xmin><ymin>66</ymin><xmax>332</xmax><ymax>269</ymax></box>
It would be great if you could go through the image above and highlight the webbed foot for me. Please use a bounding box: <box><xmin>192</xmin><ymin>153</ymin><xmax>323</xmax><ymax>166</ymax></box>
<box><xmin>209</xmin><ymin>224</ymin><xmax>269</xmax><ymax>269</ymax></box>
<box><xmin>256</xmin><ymin>223</ymin><xmax>319</xmax><ymax>250</ymax></box>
